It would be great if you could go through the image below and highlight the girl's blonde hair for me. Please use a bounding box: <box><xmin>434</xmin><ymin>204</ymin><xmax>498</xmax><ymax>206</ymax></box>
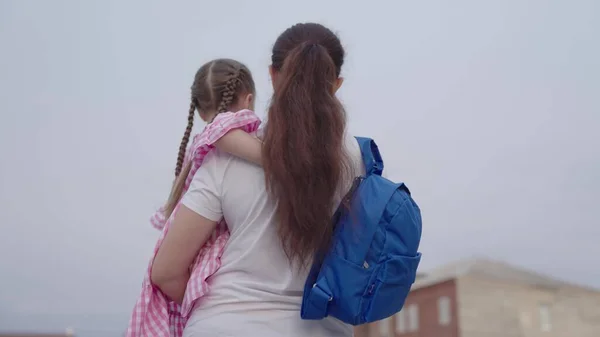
<box><xmin>163</xmin><ymin>59</ymin><xmax>256</xmax><ymax>218</ymax></box>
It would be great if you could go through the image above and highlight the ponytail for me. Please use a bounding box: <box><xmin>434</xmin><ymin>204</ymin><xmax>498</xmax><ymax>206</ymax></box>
<box><xmin>263</xmin><ymin>41</ymin><xmax>351</xmax><ymax>266</ymax></box>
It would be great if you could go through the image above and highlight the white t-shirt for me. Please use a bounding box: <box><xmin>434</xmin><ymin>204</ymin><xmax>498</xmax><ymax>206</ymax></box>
<box><xmin>180</xmin><ymin>133</ymin><xmax>365</xmax><ymax>337</ymax></box>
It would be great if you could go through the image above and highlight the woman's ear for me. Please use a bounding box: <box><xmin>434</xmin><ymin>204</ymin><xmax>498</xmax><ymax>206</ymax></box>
<box><xmin>333</xmin><ymin>77</ymin><xmax>344</xmax><ymax>94</ymax></box>
<box><xmin>269</xmin><ymin>65</ymin><xmax>277</xmax><ymax>89</ymax></box>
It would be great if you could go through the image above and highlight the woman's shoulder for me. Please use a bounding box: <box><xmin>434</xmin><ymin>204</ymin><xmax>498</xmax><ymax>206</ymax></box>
<box><xmin>200</xmin><ymin>146</ymin><xmax>259</xmax><ymax>174</ymax></box>
<box><xmin>343</xmin><ymin>133</ymin><xmax>360</xmax><ymax>152</ymax></box>
<box><xmin>344</xmin><ymin>133</ymin><xmax>366</xmax><ymax>177</ymax></box>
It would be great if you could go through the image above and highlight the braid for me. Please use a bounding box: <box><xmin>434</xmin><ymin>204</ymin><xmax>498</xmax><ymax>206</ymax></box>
<box><xmin>175</xmin><ymin>101</ymin><xmax>195</xmax><ymax>177</ymax></box>
<box><xmin>216</xmin><ymin>72</ymin><xmax>241</xmax><ymax>113</ymax></box>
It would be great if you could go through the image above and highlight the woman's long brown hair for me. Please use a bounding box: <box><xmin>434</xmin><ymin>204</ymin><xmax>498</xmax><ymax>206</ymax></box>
<box><xmin>263</xmin><ymin>23</ymin><xmax>351</xmax><ymax>267</ymax></box>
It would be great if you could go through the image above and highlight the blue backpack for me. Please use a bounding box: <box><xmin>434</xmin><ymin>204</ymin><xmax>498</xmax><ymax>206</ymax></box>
<box><xmin>301</xmin><ymin>137</ymin><xmax>422</xmax><ymax>325</ymax></box>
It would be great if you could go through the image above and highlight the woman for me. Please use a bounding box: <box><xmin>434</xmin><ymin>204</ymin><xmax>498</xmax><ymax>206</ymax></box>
<box><xmin>152</xmin><ymin>22</ymin><xmax>365</xmax><ymax>337</ymax></box>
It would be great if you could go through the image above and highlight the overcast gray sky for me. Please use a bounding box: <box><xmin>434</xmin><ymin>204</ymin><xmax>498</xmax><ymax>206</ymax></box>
<box><xmin>0</xmin><ymin>0</ymin><xmax>598</xmax><ymax>335</ymax></box>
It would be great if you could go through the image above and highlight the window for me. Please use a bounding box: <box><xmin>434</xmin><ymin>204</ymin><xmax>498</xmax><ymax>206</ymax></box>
<box><xmin>408</xmin><ymin>304</ymin><xmax>419</xmax><ymax>332</ymax></box>
<box><xmin>378</xmin><ymin>316</ymin><xmax>392</xmax><ymax>337</ymax></box>
<box><xmin>438</xmin><ymin>296</ymin><xmax>452</xmax><ymax>326</ymax></box>
<box><xmin>539</xmin><ymin>304</ymin><xmax>552</xmax><ymax>332</ymax></box>
<box><xmin>395</xmin><ymin>309</ymin><xmax>407</xmax><ymax>334</ymax></box>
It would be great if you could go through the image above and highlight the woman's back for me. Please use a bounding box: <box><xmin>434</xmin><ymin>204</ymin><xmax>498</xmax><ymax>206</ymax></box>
<box><xmin>181</xmin><ymin>132</ymin><xmax>364</xmax><ymax>337</ymax></box>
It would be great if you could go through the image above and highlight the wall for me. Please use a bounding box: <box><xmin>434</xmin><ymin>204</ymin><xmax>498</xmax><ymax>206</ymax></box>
<box><xmin>456</xmin><ymin>275</ymin><xmax>600</xmax><ymax>337</ymax></box>
<box><xmin>355</xmin><ymin>279</ymin><xmax>459</xmax><ymax>337</ymax></box>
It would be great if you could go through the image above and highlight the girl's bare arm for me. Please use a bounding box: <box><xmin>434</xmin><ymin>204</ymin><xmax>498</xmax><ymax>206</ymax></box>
<box><xmin>214</xmin><ymin>129</ymin><xmax>262</xmax><ymax>165</ymax></box>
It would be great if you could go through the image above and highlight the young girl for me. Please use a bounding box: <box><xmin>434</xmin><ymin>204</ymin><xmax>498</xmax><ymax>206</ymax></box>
<box><xmin>127</xmin><ymin>59</ymin><xmax>262</xmax><ymax>337</ymax></box>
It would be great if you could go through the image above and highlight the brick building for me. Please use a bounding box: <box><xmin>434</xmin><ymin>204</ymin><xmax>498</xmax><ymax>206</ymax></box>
<box><xmin>355</xmin><ymin>258</ymin><xmax>600</xmax><ymax>337</ymax></box>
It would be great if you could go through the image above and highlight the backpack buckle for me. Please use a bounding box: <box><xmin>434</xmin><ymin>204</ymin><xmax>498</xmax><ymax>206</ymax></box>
<box><xmin>312</xmin><ymin>283</ymin><xmax>333</xmax><ymax>301</ymax></box>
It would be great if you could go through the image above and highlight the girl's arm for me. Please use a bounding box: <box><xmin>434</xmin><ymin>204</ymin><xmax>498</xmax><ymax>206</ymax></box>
<box><xmin>152</xmin><ymin>206</ymin><xmax>218</xmax><ymax>304</ymax></box>
<box><xmin>214</xmin><ymin>129</ymin><xmax>262</xmax><ymax>165</ymax></box>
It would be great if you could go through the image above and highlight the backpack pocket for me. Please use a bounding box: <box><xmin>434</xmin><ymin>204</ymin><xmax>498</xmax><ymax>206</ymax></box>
<box><xmin>364</xmin><ymin>253</ymin><xmax>421</xmax><ymax>322</ymax></box>
<box><xmin>320</xmin><ymin>254</ymin><xmax>373</xmax><ymax>325</ymax></box>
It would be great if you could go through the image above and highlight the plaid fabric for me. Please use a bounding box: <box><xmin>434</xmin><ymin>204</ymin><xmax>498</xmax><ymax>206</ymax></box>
<box><xmin>126</xmin><ymin>110</ymin><xmax>261</xmax><ymax>337</ymax></box>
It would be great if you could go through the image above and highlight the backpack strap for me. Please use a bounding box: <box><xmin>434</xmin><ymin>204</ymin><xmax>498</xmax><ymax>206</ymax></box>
<box><xmin>355</xmin><ymin>137</ymin><xmax>384</xmax><ymax>176</ymax></box>
<box><xmin>301</xmin><ymin>269</ymin><xmax>333</xmax><ymax>320</ymax></box>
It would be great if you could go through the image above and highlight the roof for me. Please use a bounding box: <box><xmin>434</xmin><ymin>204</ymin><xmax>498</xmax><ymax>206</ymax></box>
<box><xmin>412</xmin><ymin>257</ymin><xmax>574</xmax><ymax>290</ymax></box>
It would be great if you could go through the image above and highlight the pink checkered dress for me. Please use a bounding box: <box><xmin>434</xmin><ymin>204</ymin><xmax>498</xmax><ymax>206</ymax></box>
<box><xmin>126</xmin><ymin>109</ymin><xmax>261</xmax><ymax>337</ymax></box>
